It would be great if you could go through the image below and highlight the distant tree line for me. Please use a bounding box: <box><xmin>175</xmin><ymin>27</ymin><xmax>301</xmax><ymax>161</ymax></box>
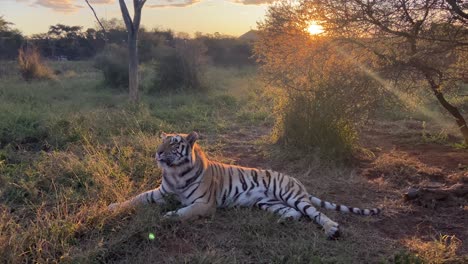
<box><xmin>0</xmin><ymin>17</ymin><xmax>255</xmax><ymax>67</ymax></box>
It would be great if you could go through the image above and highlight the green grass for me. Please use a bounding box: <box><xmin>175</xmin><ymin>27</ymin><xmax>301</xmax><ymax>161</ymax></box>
<box><xmin>0</xmin><ymin>61</ymin><xmax>285</xmax><ymax>263</ymax></box>
<box><xmin>1</xmin><ymin>61</ymin><xmax>464</xmax><ymax>263</ymax></box>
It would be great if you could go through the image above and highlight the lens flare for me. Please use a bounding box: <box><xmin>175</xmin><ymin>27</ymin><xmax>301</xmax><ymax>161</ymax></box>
<box><xmin>307</xmin><ymin>22</ymin><xmax>324</xmax><ymax>35</ymax></box>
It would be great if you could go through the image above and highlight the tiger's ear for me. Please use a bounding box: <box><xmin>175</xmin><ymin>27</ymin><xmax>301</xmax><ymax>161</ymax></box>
<box><xmin>160</xmin><ymin>132</ymin><xmax>168</xmax><ymax>140</ymax></box>
<box><xmin>186</xmin><ymin>131</ymin><xmax>199</xmax><ymax>146</ymax></box>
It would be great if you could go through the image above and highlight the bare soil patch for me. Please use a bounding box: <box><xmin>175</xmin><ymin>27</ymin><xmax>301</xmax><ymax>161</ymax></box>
<box><xmin>208</xmin><ymin>119</ymin><xmax>467</xmax><ymax>261</ymax></box>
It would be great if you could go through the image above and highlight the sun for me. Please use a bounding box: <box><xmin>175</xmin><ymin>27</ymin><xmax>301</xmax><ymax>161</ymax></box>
<box><xmin>307</xmin><ymin>22</ymin><xmax>324</xmax><ymax>35</ymax></box>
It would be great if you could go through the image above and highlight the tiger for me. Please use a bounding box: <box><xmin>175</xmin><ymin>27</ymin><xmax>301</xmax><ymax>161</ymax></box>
<box><xmin>108</xmin><ymin>131</ymin><xmax>381</xmax><ymax>239</ymax></box>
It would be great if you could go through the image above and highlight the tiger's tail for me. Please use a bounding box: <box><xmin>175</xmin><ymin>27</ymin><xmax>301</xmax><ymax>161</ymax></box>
<box><xmin>309</xmin><ymin>195</ymin><xmax>381</xmax><ymax>216</ymax></box>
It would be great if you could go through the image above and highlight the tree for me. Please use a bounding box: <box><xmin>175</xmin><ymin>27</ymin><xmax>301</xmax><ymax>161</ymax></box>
<box><xmin>118</xmin><ymin>0</ymin><xmax>147</xmax><ymax>103</ymax></box>
<box><xmin>298</xmin><ymin>0</ymin><xmax>468</xmax><ymax>144</ymax></box>
<box><xmin>254</xmin><ymin>2</ymin><xmax>382</xmax><ymax>158</ymax></box>
<box><xmin>0</xmin><ymin>16</ymin><xmax>24</xmax><ymax>60</ymax></box>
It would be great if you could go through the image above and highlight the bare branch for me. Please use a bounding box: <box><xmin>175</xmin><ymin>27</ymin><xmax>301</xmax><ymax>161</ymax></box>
<box><xmin>84</xmin><ymin>0</ymin><xmax>107</xmax><ymax>38</ymax></box>
<box><xmin>446</xmin><ymin>0</ymin><xmax>468</xmax><ymax>19</ymax></box>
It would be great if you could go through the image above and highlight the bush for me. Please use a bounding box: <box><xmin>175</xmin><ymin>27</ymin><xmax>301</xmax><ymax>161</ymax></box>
<box><xmin>94</xmin><ymin>44</ymin><xmax>128</xmax><ymax>88</ymax></box>
<box><xmin>17</xmin><ymin>46</ymin><xmax>54</xmax><ymax>81</ymax></box>
<box><xmin>274</xmin><ymin>92</ymin><xmax>358</xmax><ymax>161</ymax></box>
<box><xmin>272</xmin><ymin>72</ymin><xmax>379</xmax><ymax>161</ymax></box>
<box><xmin>150</xmin><ymin>39</ymin><xmax>207</xmax><ymax>92</ymax></box>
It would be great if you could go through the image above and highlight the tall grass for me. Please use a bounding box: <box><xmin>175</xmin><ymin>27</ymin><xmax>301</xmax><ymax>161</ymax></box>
<box><xmin>0</xmin><ymin>62</ymin><xmax>272</xmax><ymax>262</ymax></box>
<box><xmin>17</xmin><ymin>46</ymin><xmax>54</xmax><ymax>81</ymax></box>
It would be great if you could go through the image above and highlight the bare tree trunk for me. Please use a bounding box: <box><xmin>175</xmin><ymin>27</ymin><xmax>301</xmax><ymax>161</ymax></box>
<box><xmin>128</xmin><ymin>32</ymin><xmax>139</xmax><ymax>102</ymax></box>
<box><xmin>425</xmin><ymin>75</ymin><xmax>468</xmax><ymax>144</ymax></box>
<box><xmin>118</xmin><ymin>0</ymin><xmax>146</xmax><ymax>103</ymax></box>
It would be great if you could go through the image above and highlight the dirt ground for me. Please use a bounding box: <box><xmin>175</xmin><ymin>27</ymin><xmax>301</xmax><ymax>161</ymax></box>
<box><xmin>209</xmin><ymin>119</ymin><xmax>468</xmax><ymax>260</ymax></box>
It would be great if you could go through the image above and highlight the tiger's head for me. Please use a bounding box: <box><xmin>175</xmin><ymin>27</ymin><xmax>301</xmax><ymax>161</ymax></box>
<box><xmin>156</xmin><ymin>131</ymin><xmax>199</xmax><ymax>169</ymax></box>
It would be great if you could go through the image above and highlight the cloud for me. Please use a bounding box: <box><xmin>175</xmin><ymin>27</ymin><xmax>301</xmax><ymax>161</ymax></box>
<box><xmin>147</xmin><ymin>0</ymin><xmax>201</xmax><ymax>8</ymax></box>
<box><xmin>34</xmin><ymin>0</ymin><xmax>82</xmax><ymax>13</ymax></box>
<box><xmin>14</xmin><ymin>0</ymin><xmax>274</xmax><ymax>13</ymax></box>
<box><xmin>230</xmin><ymin>0</ymin><xmax>276</xmax><ymax>5</ymax></box>
<box><xmin>15</xmin><ymin>0</ymin><xmax>113</xmax><ymax>13</ymax></box>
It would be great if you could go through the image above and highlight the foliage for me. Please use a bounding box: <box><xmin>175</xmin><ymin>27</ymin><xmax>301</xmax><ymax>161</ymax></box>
<box><xmin>197</xmin><ymin>32</ymin><xmax>255</xmax><ymax>67</ymax></box>
<box><xmin>255</xmin><ymin>8</ymin><xmax>380</xmax><ymax>159</ymax></box>
<box><xmin>17</xmin><ymin>46</ymin><xmax>54</xmax><ymax>81</ymax></box>
<box><xmin>151</xmin><ymin>39</ymin><xmax>208</xmax><ymax>92</ymax></box>
<box><xmin>0</xmin><ymin>16</ymin><xmax>24</xmax><ymax>60</ymax></box>
<box><xmin>298</xmin><ymin>0</ymin><xmax>468</xmax><ymax>143</ymax></box>
<box><xmin>94</xmin><ymin>44</ymin><xmax>129</xmax><ymax>88</ymax></box>
<box><xmin>275</xmin><ymin>92</ymin><xmax>358</xmax><ymax>160</ymax></box>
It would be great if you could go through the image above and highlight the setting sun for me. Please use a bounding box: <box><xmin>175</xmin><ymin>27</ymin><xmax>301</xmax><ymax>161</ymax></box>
<box><xmin>307</xmin><ymin>22</ymin><xmax>324</xmax><ymax>35</ymax></box>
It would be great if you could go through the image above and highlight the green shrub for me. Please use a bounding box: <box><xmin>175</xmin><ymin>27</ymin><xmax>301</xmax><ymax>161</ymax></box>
<box><xmin>274</xmin><ymin>91</ymin><xmax>358</xmax><ymax>160</ymax></box>
<box><xmin>271</xmin><ymin>68</ymin><xmax>380</xmax><ymax>161</ymax></box>
<box><xmin>150</xmin><ymin>39</ymin><xmax>207</xmax><ymax>92</ymax></box>
<box><xmin>17</xmin><ymin>46</ymin><xmax>54</xmax><ymax>81</ymax></box>
<box><xmin>94</xmin><ymin>44</ymin><xmax>128</xmax><ymax>88</ymax></box>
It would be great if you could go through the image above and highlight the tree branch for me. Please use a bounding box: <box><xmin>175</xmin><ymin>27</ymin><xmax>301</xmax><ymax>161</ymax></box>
<box><xmin>446</xmin><ymin>0</ymin><xmax>468</xmax><ymax>19</ymax></box>
<box><xmin>119</xmin><ymin>0</ymin><xmax>134</xmax><ymax>33</ymax></box>
<box><xmin>84</xmin><ymin>0</ymin><xmax>107</xmax><ymax>37</ymax></box>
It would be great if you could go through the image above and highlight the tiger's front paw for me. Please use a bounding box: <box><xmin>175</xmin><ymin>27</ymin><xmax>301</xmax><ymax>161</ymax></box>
<box><xmin>324</xmin><ymin>221</ymin><xmax>340</xmax><ymax>240</ymax></box>
<box><xmin>108</xmin><ymin>202</ymin><xmax>120</xmax><ymax>212</ymax></box>
<box><xmin>163</xmin><ymin>211</ymin><xmax>180</xmax><ymax>221</ymax></box>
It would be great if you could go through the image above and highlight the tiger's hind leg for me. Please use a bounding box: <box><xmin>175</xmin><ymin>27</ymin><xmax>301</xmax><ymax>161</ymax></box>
<box><xmin>256</xmin><ymin>198</ymin><xmax>302</xmax><ymax>222</ymax></box>
<box><xmin>288</xmin><ymin>197</ymin><xmax>340</xmax><ymax>239</ymax></box>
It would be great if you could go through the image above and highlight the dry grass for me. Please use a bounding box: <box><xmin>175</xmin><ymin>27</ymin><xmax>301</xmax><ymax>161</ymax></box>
<box><xmin>403</xmin><ymin>235</ymin><xmax>466</xmax><ymax>264</ymax></box>
<box><xmin>365</xmin><ymin>150</ymin><xmax>444</xmax><ymax>186</ymax></box>
<box><xmin>17</xmin><ymin>46</ymin><xmax>55</xmax><ymax>81</ymax></box>
<box><xmin>1</xmin><ymin>62</ymin><xmax>467</xmax><ymax>263</ymax></box>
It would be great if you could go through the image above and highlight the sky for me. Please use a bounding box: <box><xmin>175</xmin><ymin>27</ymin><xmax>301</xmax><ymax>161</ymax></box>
<box><xmin>1</xmin><ymin>0</ymin><xmax>275</xmax><ymax>37</ymax></box>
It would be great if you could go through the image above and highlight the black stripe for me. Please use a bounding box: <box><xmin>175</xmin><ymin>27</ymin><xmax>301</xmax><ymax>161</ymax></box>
<box><xmin>150</xmin><ymin>192</ymin><xmax>155</xmax><ymax>203</ymax></box>
<box><xmin>348</xmin><ymin>207</ymin><xmax>354</xmax><ymax>213</ymax></box>
<box><xmin>186</xmin><ymin>185</ymin><xmax>199</xmax><ymax>199</ymax></box>
<box><xmin>186</xmin><ymin>166</ymin><xmax>203</xmax><ymax>185</ymax></box>
<box><xmin>192</xmin><ymin>189</ymin><xmax>209</xmax><ymax>203</ymax></box>
<box><xmin>251</xmin><ymin>170</ymin><xmax>259</xmax><ymax>186</ymax></box>
<box><xmin>228</xmin><ymin>168</ymin><xmax>233</xmax><ymax>195</ymax></box>
<box><xmin>262</xmin><ymin>178</ymin><xmax>267</xmax><ymax>188</ymax></box>
<box><xmin>238</xmin><ymin>169</ymin><xmax>248</xmax><ymax>191</ymax></box>
<box><xmin>294</xmin><ymin>199</ymin><xmax>302</xmax><ymax>210</ymax></box>
<box><xmin>278</xmin><ymin>173</ymin><xmax>284</xmax><ymax>186</ymax></box>
<box><xmin>265</xmin><ymin>170</ymin><xmax>272</xmax><ymax>190</ymax></box>
<box><xmin>180</xmin><ymin>145</ymin><xmax>186</xmax><ymax>156</ymax></box>
<box><xmin>313</xmin><ymin>212</ymin><xmax>321</xmax><ymax>223</ymax></box>
<box><xmin>274</xmin><ymin>206</ymin><xmax>287</xmax><ymax>214</ymax></box>
<box><xmin>284</xmin><ymin>189</ymin><xmax>294</xmax><ymax>202</ymax></box>
<box><xmin>249</xmin><ymin>179</ymin><xmax>256</xmax><ymax>191</ymax></box>
<box><xmin>222</xmin><ymin>190</ymin><xmax>227</xmax><ymax>206</ymax></box>
<box><xmin>180</xmin><ymin>166</ymin><xmax>193</xmax><ymax>177</ymax></box>
<box><xmin>178</xmin><ymin>165</ymin><xmax>203</xmax><ymax>189</ymax></box>
<box><xmin>161</xmin><ymin>184</ymin><xmax>168</xmax><ymax>195</ymax></box>
<box><xmin>336</xmin><ymin>205</ymin><xmax>341</xmax><ymax>211</ymax></box>
<box><xmin>320</xmin><ymin>200</ymin><xmax>326</xmax><ymax>208</ymax></box>
<box><xmin>302</xmin><ymin>204</ymin><xmax>311</xmax><ymax>214</ymax></box>
<box><xmin>272</xmin><ymin>177</ymin><xmax>277</xmax><ymax>199</ymax></box>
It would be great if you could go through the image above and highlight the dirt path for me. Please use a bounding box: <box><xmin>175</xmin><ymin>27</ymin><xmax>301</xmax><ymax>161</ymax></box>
<box><xmin>210</xmin><ymin>119</ymin><xmax>468</xmax><ymax>259</ymax></box>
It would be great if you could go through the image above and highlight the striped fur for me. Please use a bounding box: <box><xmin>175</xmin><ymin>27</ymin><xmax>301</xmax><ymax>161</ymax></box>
<box><xmin>108</xmin><ymin>132</ymin><xmax>381</xmax><ymax>239</ymax></box>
